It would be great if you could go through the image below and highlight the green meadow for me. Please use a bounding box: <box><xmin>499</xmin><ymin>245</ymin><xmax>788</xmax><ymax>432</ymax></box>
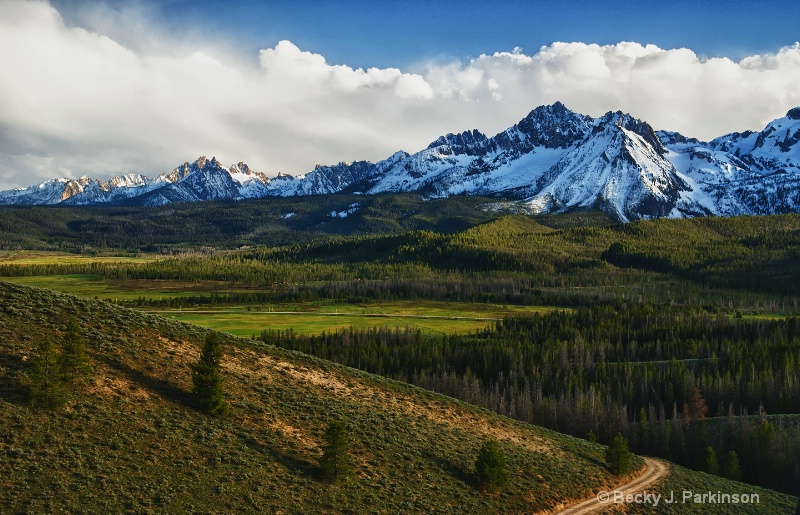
<box><xmin>0</xmin><ymin>273</ymin><xmax>563</xmax><ymax>335</ymax></box>
<box><xmin>152</xmin><ymin>301</ymin><xmax>561</xmax><ymax>337</ymax></box>
<box><xmin>0</xmin><ymin>250</ymin><xmax>157</xmax><ymax>265</ymax></box>
<box><xmin>1</xmin><ymin>275</ymin><xmax>194</xmax><ymax>301</ymax></box>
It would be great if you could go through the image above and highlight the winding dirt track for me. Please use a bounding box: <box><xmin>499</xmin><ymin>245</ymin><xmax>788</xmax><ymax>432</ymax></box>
<box><xmin>556</xmin><ymin>458</ymin><xmax>669</xmax><ymax>514</ymax></box>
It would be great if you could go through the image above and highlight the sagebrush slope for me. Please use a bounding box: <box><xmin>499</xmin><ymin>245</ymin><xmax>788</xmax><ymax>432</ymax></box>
<box><xmin>1</xmin><ymin>281</ymin><xmax>628</xmax><ymax>513</ymax></box>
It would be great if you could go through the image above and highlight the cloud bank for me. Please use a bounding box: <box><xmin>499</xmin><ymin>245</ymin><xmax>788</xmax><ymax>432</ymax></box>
<box><xmin>1</xmin><ymin>0</ymin><xmax>800</xmax><ymax>189</ymax></box>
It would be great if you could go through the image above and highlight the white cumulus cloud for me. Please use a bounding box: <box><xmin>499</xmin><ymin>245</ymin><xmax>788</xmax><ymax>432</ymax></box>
<box><xmin>0</xmin><ymin>0</ymin><xmax>799</xmax><ymax>189</ymax></box>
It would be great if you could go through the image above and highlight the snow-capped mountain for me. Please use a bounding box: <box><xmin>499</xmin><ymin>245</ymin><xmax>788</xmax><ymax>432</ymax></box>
<box><xmin>0</xmin><ymin>173</ymin><xmax>173</xmax><ymax>206</ymax></box>
<box><xmin>528</xmin><ymin>111</ymin><xmax>688</xmax><ymax>221</ymax></box>
<box><xmin>366</xmin><ymin>102</ymin><xmax>594</xmax><ymax>198</ymax></box>
<box><xmin>2</xmin><ymin>103</ymin><xmax>800</xmax><ymax>222</ymax></box>
<box><xmin>661</xmin><ymin>107</ymin><xmax>800</xmax><ymax>218</ymax></box>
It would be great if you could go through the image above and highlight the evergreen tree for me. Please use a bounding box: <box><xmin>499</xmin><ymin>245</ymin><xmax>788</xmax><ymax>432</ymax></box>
<box><xmin>475</xmin><ymin>439</ymin><xmax>509</xmax><ymax>492</ymax></box>
<box><xmin>320</xmin><ymin>422</ymin><xmax>352</xmax><ymax>483</ymax></box>
<box><xmin>724</xmin><ymin>450</ymin><xmax>743</xmax><ymax>481</ymax></box>
<box><xmin>758</xmin><ymin>419</ymin><xmax>776</xmax><ymax>450</ymax></box>
<box><xmin>59</xmin><ymin>317</ymin><xmax>89</xmax><ymax>384</ymax></box>
<box><xmin>29</xmin><ymin>337</ymin><xmax>67</xmax><ymax>409</ymax></box>
<box><xmin>192</xmin><ymin>333</ymin><xmax>227</xmax><ymax>417</ymax></box>
<box><xmin>605</xmin><ymin>433</ymin><xmax>632</xmax><ymax>475</ymax></box>
<box><xmin>636</xmin><ymin>407</ymin><xmax>648</xmax><ymax>453</ymax></box>
<box><xmin>704</xmin><ymin>446</ymin><xmax>720</xmax><ymax>475</ymax></box>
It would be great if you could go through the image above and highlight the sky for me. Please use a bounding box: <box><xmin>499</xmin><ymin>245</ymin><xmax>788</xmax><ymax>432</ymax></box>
<box><xmin>1</xmin><ymin>0</ymin><xmax>800</xmax><ymax>189</ymax></box>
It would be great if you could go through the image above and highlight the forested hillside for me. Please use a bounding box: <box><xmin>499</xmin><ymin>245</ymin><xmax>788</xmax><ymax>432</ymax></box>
<box><xmin>5</xmin><ymin>211</ymin><xmax>799</xmax><ymax>311</ymax></box>
<box><xmin>263</xmin><ymin>305</ymin><xmax>800</xmax><ymax>494</ymax></box>
<box><xmin>0</xmin><ymin>194</ymin><xmax>507</xmax><ymax>251</ymax></box>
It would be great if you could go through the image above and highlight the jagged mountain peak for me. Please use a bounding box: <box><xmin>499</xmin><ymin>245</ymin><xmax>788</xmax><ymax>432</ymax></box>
<box><xmin>171</xmin><ymin>156</ymin><xmax>225</xmax><ymax>176</ymax></box>
<box><xmin>708</xmin><ymin>108</ymin><xmax>800</xmax><ymax>158</ymax></box>
<box><xmin>194</xmin><ymin>156</ymin><xmax>224</xmax><ymax>169</ymax></box>
<box><xmin>523</xmin><ymin>101</ymin><xmax>573</xmax><ymax>120</ymax></box>
<box><xmin>427</xmin><ymin>129</ymin><xmax>489</xmax><ymax>154</ymax></box>
<box><xmin>525</xmin><ymin>108</ymin><xmax>687</xmax><ymax>221</ymax></box>
<box><xmin>509</xmin><ymin>102</ymin><xmax>593</xmax><ymax>150</ymax></box>
<box><xmin>656</xmin><ymin>130</ymin><xmax>704</xmax><ymax>147</ymax></box>
<box><xmin>230</xmin><ymin>162</ymin><xmax>251</xmax><ymax>174</ymax></box>
<box><xmin>595</xmin><ymin>111</ymin><xmax>666</xmax><ymax>155</ymax></box>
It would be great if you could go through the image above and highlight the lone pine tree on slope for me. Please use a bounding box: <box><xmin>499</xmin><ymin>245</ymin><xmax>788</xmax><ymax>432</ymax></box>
<box><xmin>29</xmin><ymin>336</ymin><xmax>67</xmax><ymax>409</ymax></box>
<box><xmin>30</xmin><ymin>318</ymin><xmax>90</xmax><ymax>409</ymax></box>
<box><xmin>475</xmin><ymin>438</ymin><xmax>509</xmax><ymax>492</ymax></box>
<box><xmin>192</xmin><ymin>332</ymin><xmax>228</xmax><ymax>417</ymax></box>
<box><xmin>59</xmin><ymin>317</ymin><xmax>90</xmax><ymax>384</ymax></box>
<box><xmin>605</xmin><ymin>433</ymin><xmax>632</xmax><ymax>475</ymax></box>
<box><xmin>320</xmin><ymin>422</ymin><xmax>352</xmax><ymax>483</ymax></box>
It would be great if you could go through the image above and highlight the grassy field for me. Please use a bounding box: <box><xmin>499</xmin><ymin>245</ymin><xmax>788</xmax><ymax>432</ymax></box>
<box><xmin>154</xmin><ymin>306</ymin><xmax>514</xmax><ymax>337</ymax></box>
<box><xmin>0</xmin><ymin>275</ymin><xmax>196</xmax><ymax>301</ymax></box>
<box><xmin>0</xmin><ymin>250</ymin><xmax>157</xmax><ymax>265</ymax></box>
<box><xmin>138</xmin><ymin>300</ymin><xmax>563</xmax><ymax>336</ymax></box>
<box><xmin>3</xmin><ymin>281</ymin><xmax>795</xmax><ymax>513</ymax></box>
<box><xmin>0</xmin><ymin>275</ymin><xmax>277</xmax><ymax>301</ymax></box>
<box><xmin>0</xmin><ymin>273</ymin><xmax>565</xmax><ymax>335</ymax></box>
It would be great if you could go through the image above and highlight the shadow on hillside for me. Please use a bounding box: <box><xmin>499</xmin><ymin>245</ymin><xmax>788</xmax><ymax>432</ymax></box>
<box><xmin>94</xmin><ymin>354</ymin><xmax>193</xmax><ymax>407</ymax></box>
<box><xmin>424</xmin><ymin>450</ymin><xmax>473</xmax><ymax>487</ymax></box>
<box><xmin>0</xmin><ymin>351</ymin><xmax>31</xmax><ymax>406</ymax></box>
<box><xmin>573</xmin><ymin>449</ymin><xmax>608</xmax><ymax>471</ymax></box>
<box><xmin>241</xmin><ymin>434</ymin><xmax>318</xmax><ymax>479</ymax></box>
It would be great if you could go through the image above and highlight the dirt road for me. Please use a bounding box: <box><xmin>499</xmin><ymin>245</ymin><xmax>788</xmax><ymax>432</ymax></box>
<box><xmin>556</xmin><ymin>458</ymin><xmax>669</xmax><ymax>514</ymax></box>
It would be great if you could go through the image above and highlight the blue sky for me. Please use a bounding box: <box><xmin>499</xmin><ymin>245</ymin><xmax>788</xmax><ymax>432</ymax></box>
<box><xmin>2</xmin><ymin>0</ymin><xmax>800</xmax><ymax>188</ymax></box>
<box><xmin>55</xmin><ymin>0</ymin><xmax>800</xmax><ymax>68</ymax></box>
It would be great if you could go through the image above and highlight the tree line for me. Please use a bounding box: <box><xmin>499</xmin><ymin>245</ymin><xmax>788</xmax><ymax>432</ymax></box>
<box><xmin>260</xmin><ymin>303</ymin><xmax>800</xmax><ymax>495</ymax></box>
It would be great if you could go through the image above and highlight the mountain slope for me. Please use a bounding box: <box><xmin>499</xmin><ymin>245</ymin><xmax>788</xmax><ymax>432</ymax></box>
<box><xmin>2</xmin><ymin>103</ymin><xmax>800</xmax><ymax>222</ymax></box>
<box><xmin>0</xmin><ymin>281</ymin><xmax>629</xmax><ymax>513</ymax></box>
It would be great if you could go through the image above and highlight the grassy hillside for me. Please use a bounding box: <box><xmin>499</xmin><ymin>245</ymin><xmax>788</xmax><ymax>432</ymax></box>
<box><xmin>1</xmin><ymin>281</ymin><xmax>638</xmax><ymax>513</ymax></box>
<box><xmin>631</xmin><ymin>465</ymin><xmax>797</xmax><ymax>514</ymax></box>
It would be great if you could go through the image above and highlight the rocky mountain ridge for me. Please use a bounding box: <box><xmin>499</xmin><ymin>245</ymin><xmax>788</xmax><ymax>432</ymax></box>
<box><xmin>2</xmin><ymin>102</ymin><xmax>799</xmax><ymax>222</ymax></box>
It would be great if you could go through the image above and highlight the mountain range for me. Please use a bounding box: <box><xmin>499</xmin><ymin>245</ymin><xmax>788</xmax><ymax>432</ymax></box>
<box><xmin>2</xmin><ymin>102</ymin><xmax>799</xmax><ymax>222</ymax></box>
